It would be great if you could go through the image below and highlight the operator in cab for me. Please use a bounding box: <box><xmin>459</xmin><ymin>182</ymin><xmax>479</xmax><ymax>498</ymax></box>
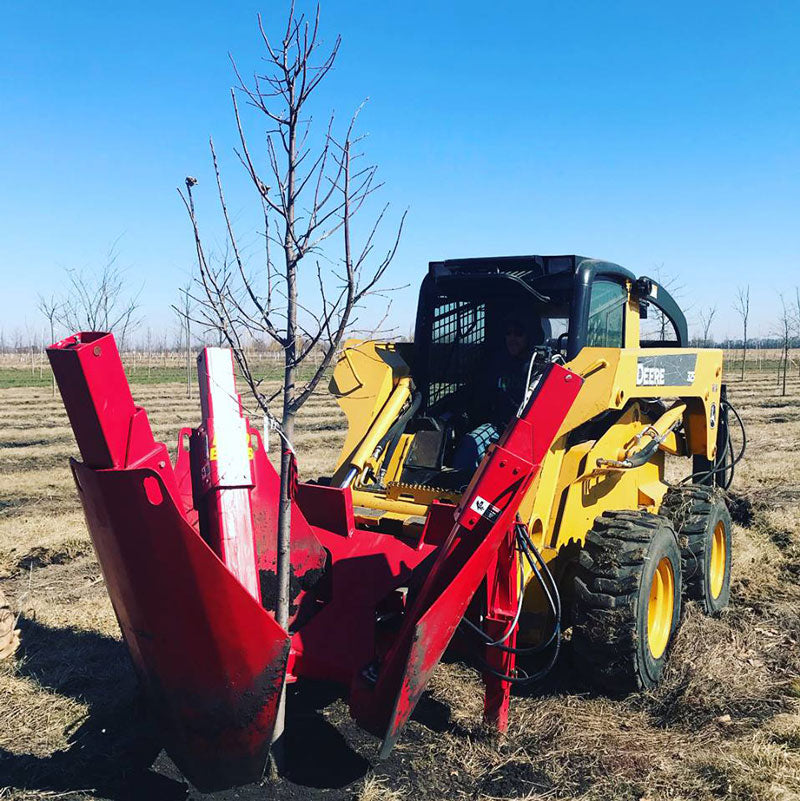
<box><xmin>451</xmin><ymin>313</ymin><xmax>533</xmax><ymax>475</ymax></box>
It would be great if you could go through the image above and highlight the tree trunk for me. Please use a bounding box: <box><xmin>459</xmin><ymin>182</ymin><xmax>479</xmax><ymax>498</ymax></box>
<box><xmin>186</xmin><ymin>314</ymin><xmax>192</xmax><ymax>399</ymax></box>
<box><xmin>740</xmin><ymin>322</ymin><xmax>747</xmax><ymax>381</ymax></box>
<box><xmin>50</xmin><ymin>320</ymin><xmax>56</xmax><ymax>397</ymax></box>
<box><xmin>782</xmin><ymin>342</ymin><xmax>789</xmax><ymax>396</ymax></box>
<box><xmin>272</xmin><ymin>96</ymin><xmax>298</xmax><ymax>764</ymax></box>
<box><xmin>276</xmin><ymin>319</ymin><xmax>297</xmax><ymax>639</ymax></box>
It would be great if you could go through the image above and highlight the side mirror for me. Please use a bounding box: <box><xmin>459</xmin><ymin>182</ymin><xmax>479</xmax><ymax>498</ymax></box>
<box><xmin>633</xmin><ymin>276</ymin><xmax>654</xmax><ymax>298</ymax></box>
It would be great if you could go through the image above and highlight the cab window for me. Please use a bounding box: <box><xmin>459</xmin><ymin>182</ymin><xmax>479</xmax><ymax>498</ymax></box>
<box><xmin>587</xmin><ymin>280</ymin><xmax>626</xmax><ymax>347</ymax></box>
<box><xmin>640</xmin><ymin>303</ymin><xmax>680</xmax><ymax>346</ymax></box>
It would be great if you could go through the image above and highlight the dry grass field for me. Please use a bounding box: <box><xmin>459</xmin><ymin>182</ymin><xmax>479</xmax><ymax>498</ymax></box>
<box><xmin>1</xmin><ymin>366</ymin><xmax>799</xmax><ymax>800</ymax></box>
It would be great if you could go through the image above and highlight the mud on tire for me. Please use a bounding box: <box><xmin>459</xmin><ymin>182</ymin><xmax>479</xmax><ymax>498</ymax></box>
<box><xmin>661</xmin><ymin>484</ymin><xmax>732</xmax><ymax>614</ymax></box>
<box><xmin>571</xmin><ymin>510</ymin><xmax>682</xmax><ymax>693</ymax></box>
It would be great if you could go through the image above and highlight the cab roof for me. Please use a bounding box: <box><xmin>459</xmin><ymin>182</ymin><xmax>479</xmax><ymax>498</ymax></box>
<box><xmin>429</xmin><ymin>254</ymin><xmax>636</xmax><ymax>284</ymax></box>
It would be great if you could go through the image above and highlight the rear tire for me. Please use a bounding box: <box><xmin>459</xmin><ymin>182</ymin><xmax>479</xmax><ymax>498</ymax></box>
<box><xmin>572</xmin><ymin>511</ymin><xmax>682</xmax><ymax>692</ymax></box>
<box><xmin>661</xmin><ymin>485</ymin><xmax>732</xmax><ymax>614</ymax></box>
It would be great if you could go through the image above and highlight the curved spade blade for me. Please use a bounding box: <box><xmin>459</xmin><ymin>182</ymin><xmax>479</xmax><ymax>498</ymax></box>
<box><xmin>73</xmin><ymin>464</ymin><xmax>290</xmax><ymax>791</ymax></box>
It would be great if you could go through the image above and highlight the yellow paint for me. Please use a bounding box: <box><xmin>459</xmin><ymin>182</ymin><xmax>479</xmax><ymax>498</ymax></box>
<box><xmin>351</xmin><ymin>487</ymin><xmax>430</xmax><ymax>518</ymax></box>
<box><xmin>648</xmin><ymin>556</ymin><xmax>675</xmax><ymax>659</ymax></box>
<box><xmin>385</xmin><ymin>482</ymin><xmax>461</xmax><ymax>506</ymax></box>
<box><xmin>710</xmin><ymin>520</ymin><xmax>727</xmax><ymax>598</ymax></box>
<box><xmin>325</xmin><ymin>282</ymin><xmax>724</xmax><ymax>649</ymax></box>
<box><xmin>560</xmin><ymin>345</ymin><xmax>722</xmax><ymax>459</ymax></box>
<box><xmin>351</xmin><ymin>377</ymin><xmax>412</xmax><ymax>484</ymax></box>
<box><xmin>330</xmin><ymin>340</ymin><xmax>410</xmax><ymax>485</ymax></box>
<box><xmin>382</xmin><ymin>433</ymin><xmax>414</xmax><ymax>483</ymax></box>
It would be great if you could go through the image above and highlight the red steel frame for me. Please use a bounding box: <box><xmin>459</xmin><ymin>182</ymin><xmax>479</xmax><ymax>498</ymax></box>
<box><xmin>47</xmin><ymin>331</ymin><xmax>582</xmax><ymax>789</ymax></box>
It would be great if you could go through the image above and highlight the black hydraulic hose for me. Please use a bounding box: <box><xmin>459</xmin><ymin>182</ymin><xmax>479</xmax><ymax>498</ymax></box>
<box><xmin>461</xmin><ymin>620</ymin><xmax>560</xmax><ymax>656</ymax></box>
<box><xmin>622</xmin><ymin>438</ymin><xmax>661</xmax><ymax>469</ymax></box>
<box><xmin>724</xmin><ymin>399</ymin><xmax>747</xmax><ymax>487</ymax></box>
<box><xmin>517</xmin><ymin>524</ymin><xmax>561</xmax><ymax>621</ymax></box>
<box><xmin>461</xmin><ymin>548</ymin><xmax>527</xmax><ymax>649</ymax></box>
<box><xmin>476</xmin><ymin>584</ymin><xmax>562</xmax><ymax>685</ymax></box>
<box><xmin>679</xmin><ymin>398</ymin><xmax>746</xmax><ymax>488</ymax></box>
<box><xmin>477</xmin><ymin>637</ymin><xmax>562</xmax><ymax>685</ymax></box>
<box><xmin>458</xmin><ymin>531</ymin><xmax>530</xmax><ymax>651</ymax></box>
<box><xmin>461</xmin><ymin>524</ymin><xmax>562</xmax><ymax>679</ymax></box>
<box><xmin>722</xmin><ymin>431</ymin><xmax>735</xmax><ymax>489</ymax></box>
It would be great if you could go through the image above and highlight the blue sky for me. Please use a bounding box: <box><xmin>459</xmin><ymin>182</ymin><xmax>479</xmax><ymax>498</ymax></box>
<box><xmin>1</xmin><ymin>1</ymin><xmax>797</xmax><ymax>344</ymax></box>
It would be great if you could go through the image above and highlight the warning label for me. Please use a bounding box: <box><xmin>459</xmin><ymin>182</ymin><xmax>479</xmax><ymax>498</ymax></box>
<box><xmin>470</xmin><ymin>495</ymin><xmax>500</xmax><ymax>522</ymax></box>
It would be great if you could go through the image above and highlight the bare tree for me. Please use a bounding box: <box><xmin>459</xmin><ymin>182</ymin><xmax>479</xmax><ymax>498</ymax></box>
<box><xmin>172</xmin><ymin>282</ymin><xmax>195</xmax><ymax>399</ymax></box>
<box><xmin>655</xmin><ymin>264</ymin><xmax>685</xmax><ymax>340</ymax></box>
<box><xmin>698</xmin><ymin>305</ymin><xmax>717</xmax><ymax>348</ymax></box>
<box><xmin>638</xmin><ymin>264</ymin><xmax>695</xmax><ymax>343</ymax></box>
<box><xmin>734</xmin><ymin>285</ymin><xmax>750</xmax><ymax>380</ymax></box>
<box><xmin>55</xmin><ymin>246</ymin><xmax>142</xmax><ymax>349</ymax></box>
<box><xmin>37</xmin><ymin>293</ymin><xmax>60</xmax><ymax>396</ymax></box>
<box><xmin>178</xmin><ymin>4</ymin><xmax>404</xmax><ymax>756</ymax></box>
<box><xmin>145</xmin><ymin>327</ymin><xmax>153</xmax><ymax>380</ymax></box>
<box><xmin>796</xmin><ymin>288</ymin><xmax>800</xmax><ymax>378</ymax></box>
<box><xmin>777</xmin><ymin>293</ymin><xmax>792</xmax><ymax>396</ymax></box>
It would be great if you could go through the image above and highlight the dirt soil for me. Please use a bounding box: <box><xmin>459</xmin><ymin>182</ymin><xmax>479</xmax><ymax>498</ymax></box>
<box><xmin>1</xmin><ymin>371</ymin><xmax>799</xmax><ymax>801</ymax></box>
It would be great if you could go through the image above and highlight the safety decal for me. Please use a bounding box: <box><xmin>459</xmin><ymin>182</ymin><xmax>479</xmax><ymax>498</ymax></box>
<box><xmin>209</xmin><ymin>432</ymin><xmax>255</xmax><ymax>461</ymax></box>
<box><xmin>470</xmin><ymin>495</ymin><xmax>500</xmax><ymax>522</ymax></box>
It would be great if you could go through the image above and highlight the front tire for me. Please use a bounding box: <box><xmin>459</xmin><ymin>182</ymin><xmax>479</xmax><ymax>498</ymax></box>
<box><xmin>572</xmin><ymin>511</ymin><xmax>682</xmax><ymax>692</ymax></box>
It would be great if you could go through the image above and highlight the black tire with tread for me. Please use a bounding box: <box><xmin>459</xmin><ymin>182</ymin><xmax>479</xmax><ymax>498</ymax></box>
<box><xmin>660</xmin><ymin>484</ymin><xmax>732</xmax><ymax>614</ymax></box>
<box><xmin>572</xmin><ymin>510</ymin><xmax>682</xmax><ymax>693</ymax></box>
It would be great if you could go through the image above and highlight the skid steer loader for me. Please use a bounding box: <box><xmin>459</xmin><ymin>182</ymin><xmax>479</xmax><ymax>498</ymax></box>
<box><xmin>48</xmin><ymin>254</ymin><xmax>737</xmax><ymax>790</ymax></box>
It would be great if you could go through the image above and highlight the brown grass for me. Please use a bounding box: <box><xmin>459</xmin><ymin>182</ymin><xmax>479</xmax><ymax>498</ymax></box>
<box><xmin>0</xmin><ymin>371</ymin><xmax>799</xmax><ymax>800</ymax></box>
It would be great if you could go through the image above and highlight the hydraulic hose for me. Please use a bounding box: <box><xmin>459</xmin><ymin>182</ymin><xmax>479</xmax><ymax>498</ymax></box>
<box><xmin>679</xmin><ymin>397</ymin><xmax>746</xmax><ymax>489</ymax></box>
<box><xmin>461</xmin><ymin>522</ymin><xmax>563</xmax><ymax>680</ymax></box>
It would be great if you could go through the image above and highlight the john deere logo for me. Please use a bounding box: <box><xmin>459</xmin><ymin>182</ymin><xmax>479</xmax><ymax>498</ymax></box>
<box><xmin>637</xmin><ymin>364</ymin><xmax>666</xmax><ymax>386</ymax></box>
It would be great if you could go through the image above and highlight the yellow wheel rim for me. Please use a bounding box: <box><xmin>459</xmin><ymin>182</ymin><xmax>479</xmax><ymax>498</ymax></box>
<box><xmin>710</xmin><ymin>521</ymin><xmax>727</xmax><ymax>599</ymax></box>
<box><xmin>647</xmin><ymin>557</ymin><xmax>675</xmax><ymax>659</ymax></box>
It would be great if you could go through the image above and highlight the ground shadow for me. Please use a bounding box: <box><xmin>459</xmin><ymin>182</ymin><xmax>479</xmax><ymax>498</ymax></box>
<box><xmin>282</xmin><ymin>680</ymin><xmax>372</xmax><ymax>788</ymax></box>
<box><xmin>1</xmin><ymin>616</ymin><xmax>591</xmax><ymax>799</ymax></box>
<box><xmin>0</xmin><ymin>616</ymin><xmax>187</xmax><ymax>800</ymax></box>
<box><xmin>0</xmin><ymin>619</ymin><xmax>379</xmax><ymax>799</ymax></box>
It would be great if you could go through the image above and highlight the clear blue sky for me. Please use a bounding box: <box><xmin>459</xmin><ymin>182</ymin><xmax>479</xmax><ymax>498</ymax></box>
<box><xmin>1</xmin><ymin>1</ymin><xmax>797</xmax><ymax>344</ymax></box>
